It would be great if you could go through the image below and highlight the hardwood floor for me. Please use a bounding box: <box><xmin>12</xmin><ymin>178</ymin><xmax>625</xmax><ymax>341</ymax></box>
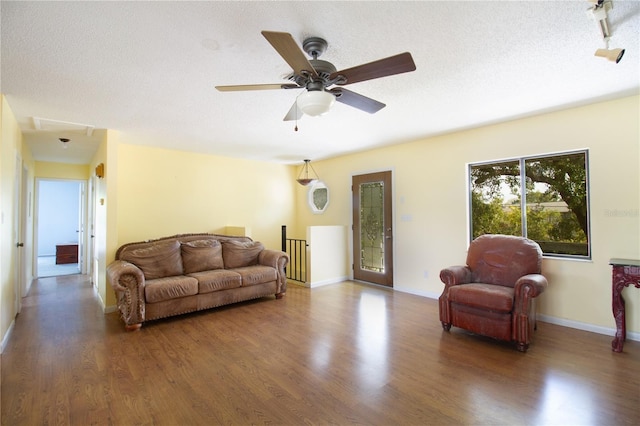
<box><xmin>2</xmin><ymin>274</ymin><xmax>639</xmax><ymax>425</ymax></box>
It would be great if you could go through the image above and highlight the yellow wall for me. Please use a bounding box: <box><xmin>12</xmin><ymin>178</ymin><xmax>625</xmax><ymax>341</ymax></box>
<box><xmin>113</xmin><ymin>143</ymin><xmax>297</xmax><ymax>251</ymax></box>
<box><xmin>34</xmin><ymin>161</ymin><xmax>89</xmax><ymax>180</ymax></box>
<box><xmin>0</xmin><ymin>95</ymin><xmax>36</xmax><ymax>347</ymax></box>
<box><xmin>295</xmin><ymin>95</ymin><xmax>640</xmax><ymax>335</ymax></box>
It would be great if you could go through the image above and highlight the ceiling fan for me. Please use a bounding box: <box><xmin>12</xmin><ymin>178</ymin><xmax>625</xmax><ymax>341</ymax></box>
<box><xmin>215</xmin><ymin>31</ymin><xmax>417</xmax><ymax>121</ymax></box>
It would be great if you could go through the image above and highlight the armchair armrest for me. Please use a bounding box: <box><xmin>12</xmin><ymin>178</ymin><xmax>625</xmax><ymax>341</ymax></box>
<box><xmin>106</xmin><ymin>260</ymin><xmax>146</xmax><ymax>329</ymax></box>
<box><xmin>513</xmin><ymin>273</ymin><xmax>548</xmax><ymax>350</ymax></box>
<box><xmin>514</xmin><ymin>273</ymin><xmax>548</xmax><ymax>301</ymax></box>
<box><xmin>439</xmin><ymin>265</ymin><xmax>472</xmax><ymax>288</ymax></box>
<box><xmin>513</xmin><ymin>273</ymin><xmax>548</xmax><ymax>316</ymax></box>
<box><xmin>258</xmin><ymin>249</ymin><xmax>290</xmax><ymax>296</ymax></box>
<box><xmin>438</xmin><ymin>265</ymin><xmax>472</xmax><ymax>326</ymax></box>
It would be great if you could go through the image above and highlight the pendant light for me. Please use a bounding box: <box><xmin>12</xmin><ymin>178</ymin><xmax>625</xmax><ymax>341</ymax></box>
<box><xmin>296</xmin><ymin>159</ymin><xmax>320</xmax><ymax>186</ymax></box>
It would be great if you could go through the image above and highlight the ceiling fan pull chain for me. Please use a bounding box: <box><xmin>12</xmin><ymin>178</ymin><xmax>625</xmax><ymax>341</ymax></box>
<box><xmin>294</xmin><ymin>93</ymin><xmax>300</xmax><ymax>131</ymax></box>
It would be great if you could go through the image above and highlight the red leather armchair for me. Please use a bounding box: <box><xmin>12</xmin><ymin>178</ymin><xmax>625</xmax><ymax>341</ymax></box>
<box><xmin>439</xmin><ymin>234</ymin><xmax>548</xmax><ymax>352</ymax></box>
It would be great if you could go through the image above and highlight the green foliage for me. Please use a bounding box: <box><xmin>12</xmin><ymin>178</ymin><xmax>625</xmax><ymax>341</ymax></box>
<box><xmin>470</xmin><ymin>152</ymin><xmax>589</xmax><ymax>254</ymax></box>
<box><xmin>470</xmin><ymin>153</ymin><xmax>588</xmax><ymax>255</ymax></box>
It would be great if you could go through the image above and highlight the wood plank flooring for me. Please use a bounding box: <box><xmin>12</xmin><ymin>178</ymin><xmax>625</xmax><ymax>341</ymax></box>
<box><xmin>2</xmin><ymin>274</ymin><xmax>639</xmax><ymax>425</ymax></box>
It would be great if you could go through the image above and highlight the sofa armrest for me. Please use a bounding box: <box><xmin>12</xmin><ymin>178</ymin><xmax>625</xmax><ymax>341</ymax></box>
<box><xmin>107</xmin><ymin>260</ymin><xmax>146</xmax><ymax>329</ymax></box>
<box><xmin>258</xmin><ymin>249</ymin><xmax>290</xmax><ymax>296</ymax></box>
<box><xmin>439</xmin><ymin>265</ymin><xmax>472</xmax><ymax>287</ymax></box>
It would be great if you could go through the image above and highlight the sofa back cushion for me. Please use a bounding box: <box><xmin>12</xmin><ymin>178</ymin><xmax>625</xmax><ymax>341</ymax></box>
<box><xmin>222</xmin><ymin>240</ymin><xmax>264</xmax><ymax>269</ymax></box>
<box><xmin>121</xmin><ymin>240</ymin><xmax>183</xmax><ymax>280</ymax></box>
<box><xmin>181</xmin><ymin>239</ymin><xmax>224</xmax><ymax>274</ymax></box>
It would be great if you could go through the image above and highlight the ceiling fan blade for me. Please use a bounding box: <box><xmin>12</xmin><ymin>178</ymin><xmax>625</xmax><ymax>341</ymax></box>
<box><xmin>330</xmin><ymin>52</ymin><xmax>416</xmax><ymax>86</ymax></box>
<box><xmin>215</xmin><ymin>83</ymin><xmax>299</xmax><ymax>92</ymax></box>
<box><xmin>329</xmin><ymin>88</ymin><xmax>385</xmax><ymax>114</ymax></box>
<box><xmin>261</xmin><ymin>31</ymin><xmax>318</xmax><ymax>78</ymax></box>
<box><xmin>283</xmin><ymin>101</ymin><xmax>303</xmax><ymax>121</ymax></box>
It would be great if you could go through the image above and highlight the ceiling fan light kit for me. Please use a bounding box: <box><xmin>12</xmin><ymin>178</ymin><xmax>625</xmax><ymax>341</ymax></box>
<box><xmin>216</xmin><ymin>30</ymin><xmax>416</xmax><ymax>121</ymax></box>
<box><xmin>296</xmin><ymin>90</ymin><xmax>336</xmax><ymax>116</ymax></box>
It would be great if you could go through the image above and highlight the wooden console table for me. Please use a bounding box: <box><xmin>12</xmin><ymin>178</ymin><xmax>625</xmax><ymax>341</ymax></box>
<box><xmin>56</xmin><ymin>244</ymin><xmax>78</xmax><ymax>264</ymax></box>
<box><xmin>610</xmin><ymin>258</ymin><xmax>640</xmax><ymax>352</ymax></box>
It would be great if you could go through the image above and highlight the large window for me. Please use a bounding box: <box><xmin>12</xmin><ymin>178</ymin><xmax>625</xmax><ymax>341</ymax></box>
<box><xmin>469</xmin><ymin>150</ymin><xmax>590</xmax><ymax>258</ymax></box>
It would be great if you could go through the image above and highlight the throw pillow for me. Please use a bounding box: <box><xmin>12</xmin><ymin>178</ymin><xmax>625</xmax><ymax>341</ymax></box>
<box><xmin>181</xmin><ymin>239</ymin><xmax>224</xmax><ymax>274</ymax></box>
<box><xmin>222</xmin><ymin>240</ymin><xmax>264</xmax><ymax>269</ymax></box>
<box><xmin>121</xmin><ymin>240</ymin><xmax>183</xmax><ymax>280</ymax></box>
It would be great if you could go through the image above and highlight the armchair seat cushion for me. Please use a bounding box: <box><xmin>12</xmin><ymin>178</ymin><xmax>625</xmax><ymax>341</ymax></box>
<box><xmin>145</xmin><ymin>276</ymin><xmax>198</xmax><ymax>303</ymax></box>
<box><xmin>448</xmin><ymin>283</ymin><xmax>514</xmax><ymax>313</ymax></box>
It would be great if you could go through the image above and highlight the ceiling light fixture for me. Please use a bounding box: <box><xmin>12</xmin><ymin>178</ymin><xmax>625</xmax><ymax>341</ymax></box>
<box><xmin>59</xmin><ymin>137</ymin><xmax>70</xmax><ymax>149</ymax></box>
<box><xmin>296</xmin><ymin>159</ymin><xmax>320</xmax><ymax>186</ymax></box>
<box><xmin>594</xmin><ymin>47</ymin><xmax>625</xmax><ymax>63</ymax></box>
<box><xmin>587</xmin><ymin>0</ymin><xmax>625</xmax><ymax>63</ymax></box>
<box><xmin>296</xmin><ymin>90</ymin><xmax>335</xmax><ymax>117</ymax></box>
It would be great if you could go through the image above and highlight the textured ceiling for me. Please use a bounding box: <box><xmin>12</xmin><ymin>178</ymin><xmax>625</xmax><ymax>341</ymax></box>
<box><xmin>2</xmin><ymin>1</ymin><xmax>639</xmax><ymax>165</ymax></box>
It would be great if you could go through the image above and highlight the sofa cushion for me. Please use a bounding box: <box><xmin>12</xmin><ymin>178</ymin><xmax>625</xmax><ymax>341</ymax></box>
<box><xmin>181</xmin><ymin>239</ymin><xmax>224</xmax><ymax>274</ymax></box>
<box><xmin>448</xmin><ymin>283</ymin><xmax>514</xmax><ymax>313</ymax></box>
<box><xmin>222</xmin><ymin>240</ymin><xmax>264</xmax><ymax>269</ymax></box>
<box><xmin>188</xmin><ymin>269</ymin><xmax>242</xmax><ymax>293</ymax></box>
<box><xmin>234</xmin><ymin>265</ymin><xmax>278</xmax><ymax>286</ymax></box>
<box><xmin>121</xmin><ymin>240</ymin><xmax>183</xmax><ymax>280</ymax></box>
<box><xmin>145</xmin><ymin>276</ymin><xmax>198</xmax><ymax>304</ymax></box>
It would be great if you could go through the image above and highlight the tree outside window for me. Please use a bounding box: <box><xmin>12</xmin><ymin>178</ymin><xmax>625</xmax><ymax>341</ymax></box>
<box><xmin>469</xmin><ymin>151</ymin><xmax>590</xmax><ymax>258</ymax></box>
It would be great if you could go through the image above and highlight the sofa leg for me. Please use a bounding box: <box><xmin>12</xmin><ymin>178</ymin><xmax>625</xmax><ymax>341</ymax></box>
<box><xmin>441</xmin><ymin>322</ymin><xmax>451</xmax><ymax>331</ymax></box>
<box><xmin>275</xmin><ymin>292</ymin><xmax>285</xmax><ymax>299</ymax></box>
<box><xmin>516</xmin><ymin>342</ymin><xmax>529</xmax><ymax>352</ymax></box>
<box><xmin>125</xmin><ymin>323</ymin><xmax>142</xmax><ymax>331</ymax></box>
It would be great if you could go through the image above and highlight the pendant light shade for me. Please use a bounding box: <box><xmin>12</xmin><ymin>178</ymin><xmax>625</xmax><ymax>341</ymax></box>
<box><xmin>296</xmin><ymin>159</ymin><xmax>320</xmax><ymax>186</ymax></box>
<box><xmin>296</xmin><ymin>90</ymin><xmax>335</xmax><ymax>116</ymax></box>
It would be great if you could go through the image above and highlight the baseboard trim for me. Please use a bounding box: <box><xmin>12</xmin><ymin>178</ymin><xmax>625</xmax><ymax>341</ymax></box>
<box><xmin>304</xmin><ymin>276</ymin><xmax>349</xmax><ymax>288</ymax></box>
<box><xmin>537</xmin><ymin>313</ymin><xmax>639</xmax><ymax>342</ymax></box>
<box><xmin>394</xmin><ymin>285</ymin><xmax>441</xmax><ymax>300</ymax></box>
<box><xmin>1</xmin><ymin>319</ymin><xmax>16</xmax><ymax>354</ymax></box>
<box><xmin>395</xmin><ymin>286</ymin><xmax>639</xmax><ymax>342</ymax></box>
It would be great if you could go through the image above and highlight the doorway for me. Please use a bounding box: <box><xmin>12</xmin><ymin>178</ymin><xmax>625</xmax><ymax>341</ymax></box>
<box><xmin>35</xmin><ymin>179</ymin><xmax>84</xmax><ymax>278</ymax></box>
<box><xmin>352</xmin><ymin>171</ymin><xmax>394</xmax><ymax>287</ymax></box>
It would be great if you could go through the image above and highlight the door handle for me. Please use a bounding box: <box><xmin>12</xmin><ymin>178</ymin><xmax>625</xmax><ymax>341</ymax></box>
<box><xmin>16</xmin><ymin>242</ymin><xmax>24</xmax><ymax>247</ymax></box>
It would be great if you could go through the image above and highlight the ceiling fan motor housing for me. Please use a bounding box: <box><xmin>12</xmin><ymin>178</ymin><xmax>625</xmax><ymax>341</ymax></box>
<box><xmin>302</xmin><ymin>37</ymin><xmax>328</xmax><ymax>59</ymax></box>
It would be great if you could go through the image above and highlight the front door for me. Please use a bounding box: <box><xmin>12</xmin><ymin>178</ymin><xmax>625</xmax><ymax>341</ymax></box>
<box><xmin>352</xmin><ymin>171</ymin><xmax>393</xmax><ymax>287</ymax></box>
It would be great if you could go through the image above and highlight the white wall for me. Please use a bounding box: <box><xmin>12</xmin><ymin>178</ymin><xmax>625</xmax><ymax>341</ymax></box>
<box><xmin>307</xmin><ymin>225</ymin><xmax>349</xmax><ymax>287</ymax></box>
<box><xmin>36</xmin><ymin>180</ymin><xmax>81</xmax><ymax>256</ymax></box>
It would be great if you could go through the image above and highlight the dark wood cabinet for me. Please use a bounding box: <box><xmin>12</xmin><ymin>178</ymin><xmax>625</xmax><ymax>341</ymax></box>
<box><xmin>56</xmin><ymin>244</ymin><xmax>78</xmax><ymax>264</ymax></box>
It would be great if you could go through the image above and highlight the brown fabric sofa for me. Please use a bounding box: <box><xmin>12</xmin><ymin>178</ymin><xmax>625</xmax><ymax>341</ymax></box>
<box><xmin>439</xmin><ymin>234</ymin><xmax>548</xmax><ymax>352</ymax></box>
<box><xmin>107</xmin><ymin>233</ymin><xmax>289</xmax><ymax>330</ymax></box>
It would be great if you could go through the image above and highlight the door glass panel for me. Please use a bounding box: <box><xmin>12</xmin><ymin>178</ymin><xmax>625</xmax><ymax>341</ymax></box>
<box><xmin>359</xmin><ymin>181</ymin><xmax>384</xmax><ymax>273</ymax></box>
